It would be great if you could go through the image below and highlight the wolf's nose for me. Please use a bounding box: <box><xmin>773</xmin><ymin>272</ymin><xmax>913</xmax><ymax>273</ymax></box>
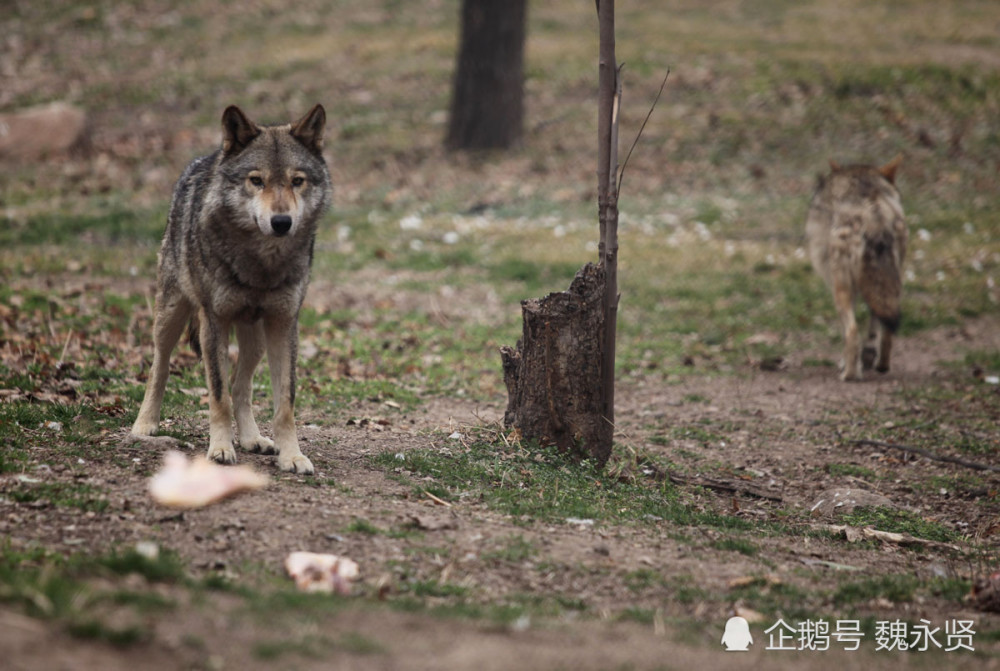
<box><xmin>271</xmin><ymin>215</ymin><xmax>292</xmax><ymax>236</ymax></box>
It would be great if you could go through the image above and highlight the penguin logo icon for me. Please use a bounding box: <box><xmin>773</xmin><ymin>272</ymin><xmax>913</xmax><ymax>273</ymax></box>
<box><xmin>721</xmin><ymin>616</ymin><xmax>753</xmax><ymax>651</ymax></box>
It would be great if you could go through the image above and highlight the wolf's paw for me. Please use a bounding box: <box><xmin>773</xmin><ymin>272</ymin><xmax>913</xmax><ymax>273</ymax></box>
<box><xmin>875</xmin><ymin>362</ymin><xmax>890</xmax><ymax>374</ymax></box>
<box><xmin>207</xmin><ymin>442</ymin><xmax>238</xmax><ymax>465</ymax></box>
<box><xmin>861</xmin><ymin>346</ymin><xmax>877</xmax><ymax>371</ymax></box>
<box><xmin>840</xmin><ymin>369</ymin><xmax>862</xmax><ymax>382</ymax></box>
<box><xmin>130</xmin><ymin>419</ymin><xmax>159</xmax><ymax>437</ymax></box>
<box><xmin>242</xmin><ymin>435</ymin><xmax>276</xmax><ymax>455</ymax></box>
<box><xmin>278</xmin><ymin>453</ymin><xmax>314</xmax><ymax>475</ymax></box>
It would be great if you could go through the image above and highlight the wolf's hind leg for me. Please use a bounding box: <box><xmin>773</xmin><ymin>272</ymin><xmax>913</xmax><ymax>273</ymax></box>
<box><xmin>201</xmin><ymin>312</ymin><xmax>237</xmax><ymax>465</ymax></box>
<box><xmin>265</xmin><ymin>313</ymin><xmax>313</xmax><ymax>474</ymax></box>
<box><xmin>875</xmin><ymin>318</ymin><xmax>893</xmax><ymax>373</ymax></box>
<box><xmin>132</xmin><ymin>293</ymin><xmax>192</xmax><ymax>437</ymax></box>
<box><xmin>233</xmin><ymin>321</ymin><xmax>275</xmax><ymax>454</ymax></box>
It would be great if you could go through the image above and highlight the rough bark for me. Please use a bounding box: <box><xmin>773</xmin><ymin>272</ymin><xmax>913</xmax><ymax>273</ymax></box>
<box><xmin>500</xmin><ymin>263</ymin><xmax>612</xmax><ymax>466</ymax></box>
<box><xmin>445</xmin><ymin>0</ymin><xmax>526</xmax><ymax>151</ymax></box>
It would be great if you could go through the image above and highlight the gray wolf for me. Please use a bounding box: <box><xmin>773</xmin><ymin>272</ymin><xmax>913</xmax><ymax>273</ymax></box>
<box><xmin>806</xmin><ymin>156</ymin><xmax>907</xmax><ymax>381</ymax></box>
<box><xmin>130</xmin><ymin>104</ymin><xmax>331</xmax><ymax>473</ymax></box>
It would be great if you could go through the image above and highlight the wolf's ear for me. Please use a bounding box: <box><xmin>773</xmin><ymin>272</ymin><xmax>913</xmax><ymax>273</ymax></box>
<box><xmin>221</xmin><ymin>106</ymin><xmax>260</xmax><ymax>154</ymax></box>
<box><xmin>291</xmin><ymin>104</ymin><xmax>326</xmax><ymax>154</ymax></box>
<box><xmin>828</xmin><ymin>159</ymin><xmax>841</xmax><ymax>172</ymax></box>
<box><xmin>879</xmin><ymin>154</ymin><xmax>902</xmax><ymax>184</ymax></box>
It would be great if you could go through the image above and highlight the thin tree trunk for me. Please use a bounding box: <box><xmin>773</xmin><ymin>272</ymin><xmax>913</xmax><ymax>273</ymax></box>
<box><xmin>596</xmin><ymin>0</ymin><xmax>620</xmax><ymax>445</ymax></box>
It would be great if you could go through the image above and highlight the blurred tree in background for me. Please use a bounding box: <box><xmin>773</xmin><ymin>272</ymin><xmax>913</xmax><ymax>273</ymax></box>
<box><xmin>446</xmin><ymin>0</ymin><xmax>527</xmax><ymax>150</ymax></box>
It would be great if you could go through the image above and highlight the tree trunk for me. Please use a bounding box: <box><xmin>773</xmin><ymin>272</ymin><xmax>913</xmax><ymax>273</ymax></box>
<box><xmin>446</xmin><ymin>0</ymin><xmax>527</xmax><ymax>151</ymax></box>
<box><xmin>500</xmin><ymin>263</ymin><xmax>612</xmax><ymax>466</ymax></box>
<box><xmin>499</xmin><ymin>1</ymin><xmax>619</xmax><ymax>468</ymax></box>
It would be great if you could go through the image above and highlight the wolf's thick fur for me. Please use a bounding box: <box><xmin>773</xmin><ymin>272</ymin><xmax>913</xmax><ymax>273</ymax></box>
<box><xmin>806</xmin><ymin>156</ymin><xmax>907</xmax><ymax>381</ymax></box>
<box><xmin>131</xmin><ymin>105</ymin><xmax>331</xmax><ymax>473</ymax></box>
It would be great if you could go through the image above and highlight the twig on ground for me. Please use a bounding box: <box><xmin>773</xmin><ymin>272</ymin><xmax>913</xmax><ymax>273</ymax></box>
<box><xmin>817</xmin><ymin>523</ymin><xmax>963</xmax><ymax>553</ymax></box>
<box><xmin>639</xmin><ymin>458</ymin><xmax>783</xmax><ymax>503</ymax></box>
<box><xmin>424</xmin><ymin>490</ymin><xmax>452</xmax><ymax>507</ymax></box>
<box><xmin>852</xmin><ymin>439</ymin><xmax>1000</xmax><ymax>473</ymax></box>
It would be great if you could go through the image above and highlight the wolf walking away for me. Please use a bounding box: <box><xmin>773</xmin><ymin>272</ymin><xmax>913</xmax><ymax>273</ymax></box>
<box><xmin>806</xmin><ymin>156</ymin><xmax>907</xmax><ymax>382</ymax></box>
<box><xmin>130</xmin><ymin>104</ymin><xmax>331</xmax><ymax>473</ymax></box>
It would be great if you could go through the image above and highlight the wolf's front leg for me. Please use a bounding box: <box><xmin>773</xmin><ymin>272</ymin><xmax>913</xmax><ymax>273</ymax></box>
<box><xmin>201</xmin><ymin>311</ymin><xmax>237</xmax><ymax>464</ymax></box>
<box><xmin>233</xmin><ymin>321</ymin><xmax>276</xmax><ymax>454</ymax></box>
<box><xmin>132</xmin><ymin>293</ymin><xmax>193</xmax><ymax>437</ymax></box>
<box><xmin>265</xmin><ymin>313</ymin><xmax>313</xmax><ymax>474</ymax></box>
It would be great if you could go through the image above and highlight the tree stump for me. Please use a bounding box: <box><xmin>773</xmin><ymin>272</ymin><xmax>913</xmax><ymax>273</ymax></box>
<box><xmin>500</xmin><ymin>262</ymin><xmax>613</xmax><ymax>467</ymax></box>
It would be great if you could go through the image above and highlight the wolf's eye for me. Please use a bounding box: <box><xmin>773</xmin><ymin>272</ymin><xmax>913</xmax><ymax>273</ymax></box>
<box><xmin>249</xmin><ymin>175</ymin><xmax>264</xmax><ymax>188</ymax></box>
<box><xmin>291</xmin><ymin>176</ymin><xmax>305</xmax><ymax>188</ymax></box>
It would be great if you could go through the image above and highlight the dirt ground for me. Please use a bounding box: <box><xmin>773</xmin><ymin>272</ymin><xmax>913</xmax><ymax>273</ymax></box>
<box><xmin>3</xmin><ymin>270</ymin><xmax>1000</xmax><ymax>669</ymax></box>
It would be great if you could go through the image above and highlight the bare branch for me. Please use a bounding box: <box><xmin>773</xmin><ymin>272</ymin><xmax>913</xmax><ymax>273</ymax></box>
<box><xmin>618</xmin><ymin>67</ymin><xmax>671</xmax><ymax>194</ymax></box>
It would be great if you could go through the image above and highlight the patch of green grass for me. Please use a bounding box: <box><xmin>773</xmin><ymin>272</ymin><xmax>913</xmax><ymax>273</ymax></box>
<box><xmin>669</xmin><ymin>576</ymin><xmax>710</xmax><ymax>605</ymax></box>
<box><xmin>371</xmin><ymin>428</ymin><xmax>755</xmax><ymax>531</ymax></box>
<box><xmin>246</xmin><ymin>587</ymin><xmax>350</xmax><ymax>618</ymax></box>
<box><xmin>670</xmin><ymin>424</ymin><xmax>725</xmax><ymax>446</ymax></box>
<box><xmin>727</xmin><ymin>578</ymin><xmax>816</xmax><ymax>621</ymax></box>
<box><xmin>407</xmin><ymin>580</ymin><xmax>469</xmax><ymax>599</ymax></box>
<box><xmin>711</xmin><ymin>537</ymin><xmax>760</xmax><ymax>557</ymax></box>
<box><xmin>0</xmin><ymin>209</ymin><xmax>166</xmax><ymax>247</ymax></box>
<box><xmin>624</xmin><ymin>568</ymin><xmax>666</xmax><ymax>593</ymax></box>
<box><xmin>345</xmin><ymin>518</ymin><xmax>382</xmax><ymax>535</ymax></box>
<box><xmin>962</xmin><ymin>349</ymin><xmax>1000</xmax><ymax>373</ymax></box>
<box><xmin>832</xmin><ymin>574</ymin><xmax>969</xmax><ymax>607</ymax></box>
<box><xmin>66</xmin><ymin>619</ymin><xmax>149</xmax><ymax>647</ymax></box>
<box><xmin>840</xmin><ymin>506</ymin><xmax>961</xmax><ymax>544</ymax></box>
<box><xmin>618</xmin><ymin>607</ymin><xmax>657</xmax><ymax>625</ymax></box>
<box><xmin>338</xmin><ymin>631</ymin><xmax>387</xmax><ymax>655</ymax></box>
<box><xmin>0</xmin><ymin>546</ymin><xmax>86</xmax><ymax>619</ymax></box>
<box><xmin>483</xmin><ymin>535</ymin><xmax>537</xmax><ymax>564</ymax></box>
<box><xmin>486</xmin><ymin>257</ymin><xmax>582</xmax><ymax>295</ymax></box>
<box><xmin>0</xmin><ymin>543</ymin><xmax>190</xmax><ymax>648</ymax></box>
<box><xmin>252</xmin><ymin>635</ymin><xmax>331</xmax><ymax>661</ymax></box>
<box><xmin>915</xmin><ymin>473</ymin><xmax>992</xmax><ymax>500</ymax></box>
<box><xmin>92</xmin><ymin>547</ymin><xmax>188</xmax><ymax>583</ymax></box>
<box><xmin>8</xmin><ymin>482</ymin><xmax>108</xmax><ymax>513</ymax></box>
<box><xmin>103</xmin><ymin>589</ymin><xmax>175</xmax><ymax>612</ymax></box>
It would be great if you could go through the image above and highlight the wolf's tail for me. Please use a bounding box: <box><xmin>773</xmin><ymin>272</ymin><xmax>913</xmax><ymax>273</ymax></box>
<box><xmin>187</xmin><ymin>314</ymin><xmax>202</xmax><ymax>358</ymax></box>
<box><xmin>860</xmin><ymin>229</ymin><xmax>902</xmax><ymax>332</ymax></box>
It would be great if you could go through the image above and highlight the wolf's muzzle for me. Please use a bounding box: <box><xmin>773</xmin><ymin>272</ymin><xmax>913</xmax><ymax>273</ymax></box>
<box><xmin>271</xmin><ymin>214</ymin><xmax>292</xmax><ymax>236</ymax></box>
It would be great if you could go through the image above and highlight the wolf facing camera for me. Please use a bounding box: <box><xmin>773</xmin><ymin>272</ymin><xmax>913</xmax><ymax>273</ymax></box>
<box><xmin>130</xmin><ymin>104</ymin><xmax>331</xmax><ymax>473</ymax></box>
<box><xmin>806</xmin><ymin>156</ymin><xmax>907</xmax><ymax>382</ymax></box>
